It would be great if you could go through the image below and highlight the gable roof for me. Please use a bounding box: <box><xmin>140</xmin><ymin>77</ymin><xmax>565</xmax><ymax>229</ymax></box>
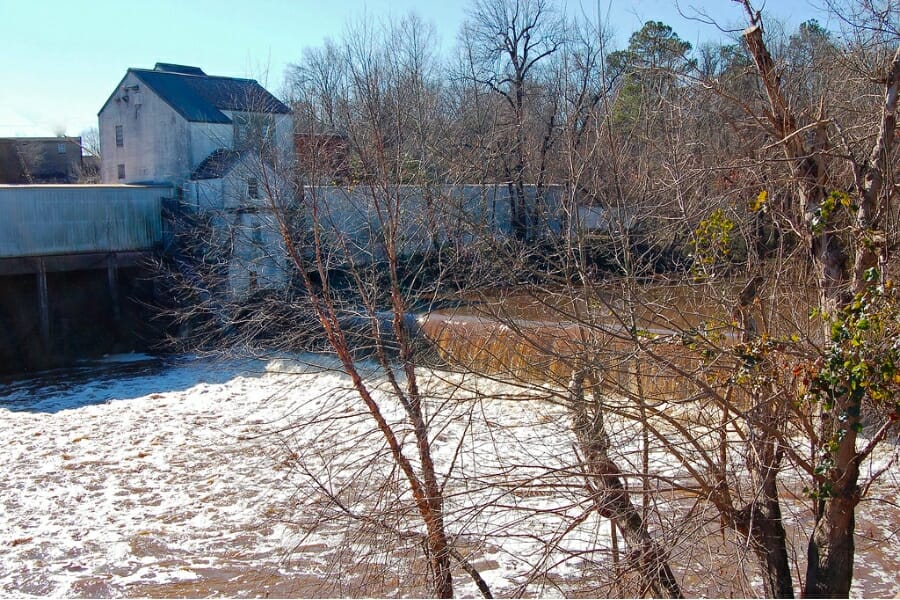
<box><xmin>112</xmin><ymin>63</ymin><xmax>291</xmax><ymax>124</ymax></box>
<box><xmin>190</xmin><ymin>149</ymin><xmax>246</xmax><ymax>180</ymax></box>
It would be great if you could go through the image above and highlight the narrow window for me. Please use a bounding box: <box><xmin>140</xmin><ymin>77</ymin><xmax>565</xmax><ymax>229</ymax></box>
<box><xmin>115</xmin><ymin>125</ymin><xmax>124</xmax><ymax>147</ymax></box>
<box><xmin>248</xmin><ymin>177</ymin><xmax>259</xmax><ymax>199</ymax></box>
<box><xmin>117</xmin><ymin>164</ymin><xmax>125</xmax><ymax>180</ymax></box>
<box><xmin>57</xmin><ymin>143</ymin><xmax>66</xmax><ymax>154</ymax></box>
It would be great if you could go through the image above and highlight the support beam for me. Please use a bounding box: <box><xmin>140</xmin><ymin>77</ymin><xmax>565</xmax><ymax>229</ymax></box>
<box><xmin>37</xmin><ymin>258</ymin><xmax>50</xmax><ymax>348</ymax></box>
<box><xmin>107</xmin><ymin>254</ymin><xmax>120</xmax><ymax>321</ymax></box>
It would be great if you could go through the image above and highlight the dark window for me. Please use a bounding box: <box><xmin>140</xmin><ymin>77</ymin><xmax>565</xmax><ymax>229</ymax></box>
<box><xmin>248</xmin><ymin>177</ymin><xmax>259</xmax><ymax>199</ymax></box>
<box><xmin>117</xmin><ymin>164</ymin><xmax>125</xmax><ymax>180</ymax></box>
<box><xmin>115</xmin><ymin>125</ymin><xmax>124</xmax><ymax>147</ymax></box>
<box><xmin>57</xmin><ymin>143</ymin><xmax>66</xmax><ymax>154</ymax></box>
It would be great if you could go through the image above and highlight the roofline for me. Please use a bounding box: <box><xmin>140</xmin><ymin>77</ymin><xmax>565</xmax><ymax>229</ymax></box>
<box><xmin>129</xmin><ymin>67</ymin><xmax>259</xmax><ymax>83</ymax></box>
<box><xmin>133</xmin><ymin>68</ymin><xmax>291</xmax><ymax>117</ymax></box>
<box><xmin>0</xmin><ymin>136</ymin><xmax>81</xmax><ymax>142</ymax></box>
<box><xmin>98</xmin><ymin>68</ymin><xmax>230</xmax><ymax>123</ymax></box>
<box><xmin>97</xmin><ymin>71</ymin><xmax>132</xmax><ymax>117</ymax></box>
<box><xmin>190</xmin><ymin>149</ymin><xmax>266</xmax><ymax>180</ymax></box>
<box><xmin>0</xmin><ymin>183</ymin><xmax>172</xmax><ymax>189</ymax></box>
<box><xmin>100</xmin><ymin>67</ymin><xmax>291</xmax><ymax>122</ymax></box>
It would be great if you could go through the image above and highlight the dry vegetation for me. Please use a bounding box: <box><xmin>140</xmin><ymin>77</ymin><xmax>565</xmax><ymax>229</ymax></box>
<box><xmin>160</xmin><ymin>0</ymin><xmax>900</xmax><ymax>597</ymax></box>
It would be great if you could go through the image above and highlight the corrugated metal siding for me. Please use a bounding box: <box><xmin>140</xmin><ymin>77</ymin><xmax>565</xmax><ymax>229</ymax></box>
<box><xmin>0</xmin><ymin>186</ymin><xmax>165</xmax><ymax>257</ymax></box>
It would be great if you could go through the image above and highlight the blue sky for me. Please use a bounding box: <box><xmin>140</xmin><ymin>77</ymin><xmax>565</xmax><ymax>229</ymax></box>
<box><xmin>0</xmin><ymin>0</ymin><xmax>827</xmax><ymax>138</ymax></box>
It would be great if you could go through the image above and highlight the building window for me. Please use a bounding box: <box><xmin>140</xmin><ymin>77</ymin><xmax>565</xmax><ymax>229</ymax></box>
<box><xmin>233</xmin><ymin>112</ymin><xmax>275</xmax><ymax>152</ymax></box>
<box><xmin>115</xmin><ymin>125</ymin><xmax>124</xmax><ymax>147</ymax></box>
<box><xmin>57</xmin><ymin>143</ymin><xmax>66</xmax><ymax>154</ymax></box>
<box><xmin>248</xmin><ymin>177</ymin><xmax>259</xmax><ymax>199</ymax></box>
<box><xmin>117</xmin><ymin>164</ymin><xmax>125</xmax><ymax>180</ymax></box>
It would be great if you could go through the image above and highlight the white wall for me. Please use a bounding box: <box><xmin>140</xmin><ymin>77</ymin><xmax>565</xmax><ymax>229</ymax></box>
<box><xmin>226</xmin><ymin>210</ymin><xmax>290</xmax><ymax>298</ymax></box>
<box><xmin>300</xmin><ymin>184</ymin><xmax>563</xmax><ymax>263</ymax></box>
<box><xmin>190</xmin><ymin>154</ymin><xmax>292</xmax><ymax>298</ymax></box>
<box><xmin>193</xmin><ymin>179</ymin><xmax>225</xmax><ymax>211</ymax></box>
<box><xmin>274</xmin><ymin>113</ymin><xmax>293</xmax><ymax>163</ymax></box>
<box><xmin>99</xmin><ymin>72</ymin><xmax>191</xmax><ymax>184</ymax></box>
<box><xmin>189</xmin><ymin>122</ymin><xmax>233</xmax><ymax>169</ymax></box>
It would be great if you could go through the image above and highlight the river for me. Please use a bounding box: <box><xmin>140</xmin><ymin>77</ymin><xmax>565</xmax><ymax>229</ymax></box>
<box><xmin>0</xmin><ymin>353</ymin><xmax>585</xmax><ymax>597</ymax></box>
<box><xmin>1</xmin><ymin>352</ymin><xmax>897</xmax><ymax>598</ymax></box>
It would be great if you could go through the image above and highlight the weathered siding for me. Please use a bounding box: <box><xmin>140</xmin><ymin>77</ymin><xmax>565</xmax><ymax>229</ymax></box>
<box><xmin>226</xmin><ymin>210</ymin><xmax>290</xmax><ymax>297</ymax></box>
<box><xmin>0</xmin><ymin>185</ymin><xmax>165</xmax><ymax>257</ymax></box>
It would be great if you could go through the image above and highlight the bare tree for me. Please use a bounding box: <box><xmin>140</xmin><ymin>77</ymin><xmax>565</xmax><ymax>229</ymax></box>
<box><xmin>736</xmin><ymin>1</ymin><xmax>900</xmax><ymax>595</ymax></box>
<box><xmin>460</xmin><ymin>0</ymin><xmax>565</xmax><ymax>241</ymax></box>
<box><xmin>160</xmin><ymin>3</ymin><xmax>900</xmax><ymax>598</ymax></box>
<box><xmin>421</xmin><ymin>3</ymin><xmax>900</xmax><ymax>597</ymax></box>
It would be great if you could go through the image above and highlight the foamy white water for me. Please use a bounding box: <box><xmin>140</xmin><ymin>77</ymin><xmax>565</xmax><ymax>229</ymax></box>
<box><xmin>0</xmin><ymin>354</ymin><xmax>897</xmax><ymax>598</ymax></box>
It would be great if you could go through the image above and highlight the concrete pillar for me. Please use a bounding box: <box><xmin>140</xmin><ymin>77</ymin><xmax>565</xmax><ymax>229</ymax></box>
<box><xmin>107</xmin><ymin>253</ymin><xmax>120</xmax><ymax>320</ymax></box>
<box><xmin>37</xmin><ymin>258</ymin><xmax>50</xmax><ymax>348</ymax></box>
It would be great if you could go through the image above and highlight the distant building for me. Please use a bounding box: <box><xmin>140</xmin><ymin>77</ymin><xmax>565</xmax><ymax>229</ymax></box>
<box><xmin>98</xmin><ymin>62</ymin><xmax>294</xmax><ymax>298</ymax></box>
<box><xmin>0</xmin><ymin>137</ymin><xmax>84</xmax><ymax>184</ymax></box>
<box><xmin>98</xmin><ymin>62</ymin><xmax>292</xmax><ymax>189</ymax></box>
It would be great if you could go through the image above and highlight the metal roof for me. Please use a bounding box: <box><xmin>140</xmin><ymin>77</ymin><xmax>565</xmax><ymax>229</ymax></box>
<box><xmin>129</xmin><ymin>65</ymin><xmax>291</xmax><ymax>124</ymax></box>
<box><xmin>153</xmin><ymin>63</ymin><xmax>206</xmax><ymax>76</ymax></box>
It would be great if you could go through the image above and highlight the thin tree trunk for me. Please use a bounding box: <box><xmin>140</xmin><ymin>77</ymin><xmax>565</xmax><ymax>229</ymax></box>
<box><xmin>731</xmin><ymin>470</ymin><xmax>794</xmax><ymax>598</ymax></box>
<box><xmin>569</xmin><ymin>367</ymin><xmax>683</xmax><ymax>598</ymax></box>
<box><xmin>275</xmin><ymin>194</ymin><xmax>455</xmax><ymax>598</ymax></box>
<box><xmin>732</xmin><ymin>278</ymin><xmax>794</xmax><ymax>599</ymax></box>
<box><xmin>758</xmin><ymin>483</ymin><xmax>794</xmax><ymax>599</ymax></box>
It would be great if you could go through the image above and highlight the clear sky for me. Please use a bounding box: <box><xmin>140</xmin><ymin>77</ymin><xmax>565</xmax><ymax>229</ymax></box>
<box><xmin>0</xmin><ymin>0</ymin><xmax>828</xmax><ymax>139</ymax></box>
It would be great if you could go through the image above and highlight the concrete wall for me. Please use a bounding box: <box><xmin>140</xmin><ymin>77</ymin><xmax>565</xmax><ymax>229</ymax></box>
<box><xmin>0</xmin><ymin>185</ymin><xmax>165</xmax><ymax>258</ymax></box>
<box><xmin>100</xmin><ymin>72</ymin><xmax>191</xmax><ymax>184</ymax></box>
<box><xmin>301</xmin><ymin>184</ymin><xmax>563</xmax><ymax>262</ymax></box>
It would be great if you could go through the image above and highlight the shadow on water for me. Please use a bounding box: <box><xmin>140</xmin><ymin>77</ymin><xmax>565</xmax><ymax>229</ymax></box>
<box><xmin>0</xmin><ymin>354</ymin><xmax>266</xmax><ymax>414</ymax></box>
